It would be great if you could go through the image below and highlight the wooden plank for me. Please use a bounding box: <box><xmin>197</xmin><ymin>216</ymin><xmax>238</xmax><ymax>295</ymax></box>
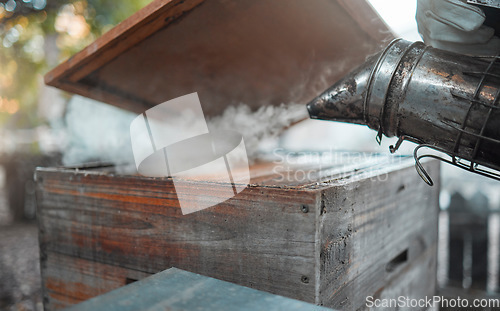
<box><xmin>44</xmin><ymin>0</ymin><xmax>204</xmax><ymax>88</ymax></box>
<box><xmin>44</xmin><ymin>0</ymin><xmax>393</xmax><ymax>116</ymax></box>
<box><xmin>373</xmin><ymin>243</ymin><xmax>437</xmax><ymax>307</ymax></box>
<box><xmin>41</xmin><ymin>252</ymin><xmax>152</xmax><ymax>309</ymax></box>
<box><xmin>318</xmin><ymin>160</ymin><xmax>440</xmax><ymax>309</ymax></box>
<box><xmin>65</xmin><ymin>268</ymin><xmax>332</xmax><ymax>311</ymax></box>
<box><xmin>445</xmin><ymin>191</ymin><xmax>490</xmax><ymax>291</ymax></box>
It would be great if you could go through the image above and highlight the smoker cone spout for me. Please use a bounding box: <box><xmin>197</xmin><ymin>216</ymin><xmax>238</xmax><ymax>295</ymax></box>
<box><xmin>307</xmin><ymin>38</ymin><xmax>500</xmax><ymax>183</ymax></box>
<box><xmin>307</xmin><ymin>51</ymin><xmax>380</xmax><ymax>126</ymax></box>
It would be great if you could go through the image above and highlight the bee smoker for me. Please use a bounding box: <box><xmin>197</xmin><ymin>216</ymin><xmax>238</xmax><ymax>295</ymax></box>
<box><xmin>307</xmin><ymin>39</ymin><xmax>500</xmax><ymax>185</ymax></box>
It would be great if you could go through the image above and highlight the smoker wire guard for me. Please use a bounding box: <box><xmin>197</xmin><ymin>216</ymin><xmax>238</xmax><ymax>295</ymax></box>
<box><xmin>370</xmin><ymin>39</ymin><xmax>500</xmax><ymax>186</ymax></box>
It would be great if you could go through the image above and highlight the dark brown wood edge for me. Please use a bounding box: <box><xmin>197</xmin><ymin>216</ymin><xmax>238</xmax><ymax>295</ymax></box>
<box><xmin>44</xmin><ymin>0</ymin><xmax>205</xmax><ymax>88</ymax></box>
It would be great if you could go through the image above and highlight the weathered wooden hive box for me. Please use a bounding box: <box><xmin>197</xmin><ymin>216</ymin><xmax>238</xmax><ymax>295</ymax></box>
<box><xmin>36</xmin><ymin>157</ymin><xmax>440</xmax><ymax>310</ymax></box>
<box><xmin>38</xmin><ymin>0</ymin><xmax>440</xmax><ymax>310</ymax></box>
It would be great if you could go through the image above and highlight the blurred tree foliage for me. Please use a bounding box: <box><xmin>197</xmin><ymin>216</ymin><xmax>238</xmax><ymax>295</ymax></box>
<box><xmin>0</xmin><ymin>0</ymin><xmax>152</xmax><ymax>127</ymax></box>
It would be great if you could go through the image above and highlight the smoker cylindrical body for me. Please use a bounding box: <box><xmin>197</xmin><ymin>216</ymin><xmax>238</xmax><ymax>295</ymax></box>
<box><xmin>308</xmin><ymin>39</ymin><xmax>500</xmax><ymax>172</ymax></box>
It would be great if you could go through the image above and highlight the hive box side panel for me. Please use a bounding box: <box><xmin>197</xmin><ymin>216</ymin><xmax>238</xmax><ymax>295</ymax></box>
<box><xmin>40</xmin><ymin>252</ymin><xmax>152</xmax><ymax>310</ymax></box>
<box><xmin>36</xmin><ymin>170</ymin><xmax>320</xmax><ymax>308</ymax></box>
<box><xmin>318</xmin><ymin>161</ymin><xmax>439</xmax><ymax>309</ymax></box>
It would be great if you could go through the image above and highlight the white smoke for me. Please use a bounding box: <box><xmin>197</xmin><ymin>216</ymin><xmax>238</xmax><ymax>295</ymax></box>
<box><xmin>55</xmin><ymin>48</ymin><xmax>369</xmax><ymax>173</ymax></box>
<box><xmin>207</xmin><ymin>103</ymin><xmax>308</xmax><ymax>161</ymax></box>
<box><xmin>61</xmin><ymin>96</ymin><xmax>136</xmax><ymax>173</ymax></box>
<box><xmin>60</xmin><ymin>95</ymin><xmax>308</xmax><ymax>172</ymax></box>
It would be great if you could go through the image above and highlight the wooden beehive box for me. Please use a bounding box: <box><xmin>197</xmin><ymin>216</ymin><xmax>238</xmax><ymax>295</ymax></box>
<box><xmin>36</xmin><ymin>156</ymin><xmax>440</xmax><ymax>310</ymax></box>
<box><xmin>37</xmin><ymin>0</ymin><xmax>441</xmax><ymax>310</ymax></box>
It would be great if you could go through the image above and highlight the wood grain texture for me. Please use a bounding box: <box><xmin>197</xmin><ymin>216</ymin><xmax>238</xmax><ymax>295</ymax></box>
<box><xmin>36</xmin><ymin>166</ymin><xmax>321</xmax><ymax>309</ymax></box>
<box><xmin>317</xmin><ymin>160</ymin><xmax>440</xmax><ymax>309</ymax></box>
<box><xmin>36</xmin><ymin>156</ymin><xmax>439</xmax><ymax>310</ymax></box>
<box><xmin>44</xmin><ymin>0</ymin><xmax>393</xmax><ymax>116</ymax></box>
<box><xmin>44</xmin><ymin>0</ymin><xmax>203</xmax><ymax>87</ymax></box>
<box><xmin>41</xmin><ymin>252</ymin><xmax>152</xmax><ymax>309</ymax></box>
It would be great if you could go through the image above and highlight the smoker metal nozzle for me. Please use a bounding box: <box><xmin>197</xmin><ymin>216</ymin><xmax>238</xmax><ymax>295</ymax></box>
<box><xmin>307</xmin><ymin>38</ymin><xmax>500</xmax><ymax>184</ymax></box>
<box><xmin>307</xmin><ymin>51</ymin><xmax>379</xmax><ymax>126</ymax></box>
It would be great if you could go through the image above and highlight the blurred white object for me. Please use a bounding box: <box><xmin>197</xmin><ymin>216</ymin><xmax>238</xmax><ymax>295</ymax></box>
<box><xmin>416</xmin><ymin>0</ymin><xmax>500</xmax><ymax>55</ymax></box>
<box><xmin>368</xmin><ymin>0</ymin><xmax>421</xmax><ymax>41</ymax></box>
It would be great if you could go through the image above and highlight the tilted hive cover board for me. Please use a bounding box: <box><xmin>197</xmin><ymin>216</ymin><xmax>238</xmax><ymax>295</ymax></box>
<box><xmin>44</xmin><ymin>0</ymin><xmax>393</xmax><ymax>116</ymax></box>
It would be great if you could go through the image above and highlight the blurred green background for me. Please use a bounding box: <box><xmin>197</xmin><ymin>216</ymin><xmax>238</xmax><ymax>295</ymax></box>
<box><xmin>0</xmin><ymin>0</ymin><xmax>153</xmax><ymax>225</ymax></box>
<box><xmin>0</xmin><ymin>0</ymin><xmax>151</xmax><ymax>131</ymax></box>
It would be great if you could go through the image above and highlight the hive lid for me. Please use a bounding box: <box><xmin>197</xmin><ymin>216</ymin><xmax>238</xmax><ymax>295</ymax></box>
<box><xmin>44</xmin><ymin>0</ymin><xmax>393</xmax><ymax>116</ymax></box>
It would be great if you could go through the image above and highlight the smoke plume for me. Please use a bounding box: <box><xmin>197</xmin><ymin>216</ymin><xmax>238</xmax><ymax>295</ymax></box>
<box><xmin>61</xmin><ymin>95</ymin><xmax>308</xmax><ymax>172</ymax></box>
